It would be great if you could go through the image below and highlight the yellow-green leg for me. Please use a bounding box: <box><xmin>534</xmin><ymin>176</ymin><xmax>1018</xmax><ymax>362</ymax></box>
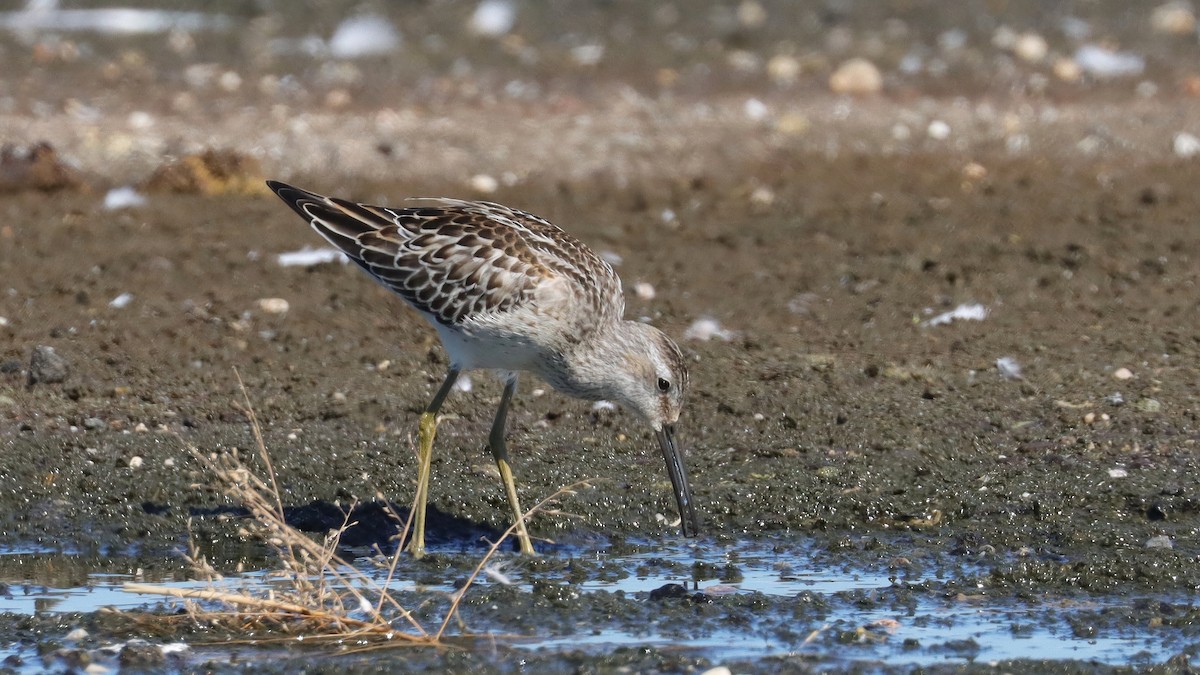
<box><xmin>406</xmin><ymin>367</ymin><xmax>459</xmax><ymax>558</ymax></box>
<box><xmin>488</xmin><ymin>375</ymin><xmax>535</xmax><ymax>555</ymax></box>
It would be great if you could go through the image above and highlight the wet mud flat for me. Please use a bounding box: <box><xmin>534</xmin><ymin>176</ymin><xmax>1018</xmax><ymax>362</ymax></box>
<box><xmin>0</xmin><ymin>145</ymin><xmax>1199</xmax><ymax>670</ymax></box>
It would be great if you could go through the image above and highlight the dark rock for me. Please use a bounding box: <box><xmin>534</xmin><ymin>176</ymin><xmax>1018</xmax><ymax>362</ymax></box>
<box><xmin>28</xmin><ymin>345</ymin><xmax>69</xmax><ymax>386</ymax></box>
<box><xmin>119</xmin><ymin>640</ymin><xmax>165</xmax><ymax>668</ymax></box>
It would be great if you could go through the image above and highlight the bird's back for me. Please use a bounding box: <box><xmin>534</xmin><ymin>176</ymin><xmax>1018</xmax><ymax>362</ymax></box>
<box><xmin>268</xmin><ymin>181</ymin><xmax>624</xmax><ymax>338</ymax></box>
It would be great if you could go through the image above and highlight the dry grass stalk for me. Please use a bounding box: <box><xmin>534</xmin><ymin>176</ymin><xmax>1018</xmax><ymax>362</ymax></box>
<box><xmin>124</xmin><ymin>371</ymin><xmax>587</xmax><ymax>647</ymax></box>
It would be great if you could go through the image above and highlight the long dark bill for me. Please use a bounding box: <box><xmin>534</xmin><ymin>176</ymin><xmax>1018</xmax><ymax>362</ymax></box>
<box><xmin>657</xmin><ymin>424</ymin><xmax>700</xmax><ymax>537</ymax></box>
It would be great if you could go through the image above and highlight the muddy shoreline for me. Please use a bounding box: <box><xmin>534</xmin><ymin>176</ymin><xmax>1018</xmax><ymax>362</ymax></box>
<box><xmin>3</xmin><ymin>0</ymin><xmax>1200</xmax><ymax>669</ymax></box>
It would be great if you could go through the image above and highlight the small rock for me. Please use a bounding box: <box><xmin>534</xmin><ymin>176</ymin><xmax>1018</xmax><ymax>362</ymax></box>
<box><xmin>767</xmin><ymin>54</ymin><xmax>801</xmax><ymax>85</ymax></box>
<box><xmin>737</xmin><ymin>0</ymin><xmax>767</xmax><ymax>28</ymax></box>
<box><xmin>927</xmin><ymin>120</ymin><xmax>951</xmax><ymax>140</ymax></box>
<box><xmin>1108</xmin><ymin>467</ymin><xmax>1128</xmax><ymax>478</ymax></box>
<box><xmin>470</xmin><ymin>174</ymin><xmax>499</xmax><ymax>193</ymax></box>
<box><xmin>1013</xmin><ymin>32</ymin><xmax>1048</xmax><ymax>63</ymax></box>
<box><xmin>109</xmin><ymin>292</ymin><xmax>134</xmax><ymax>309</ymax></box>
<box><xmin>570</xmin><ymin>44</ymin><xmax>605</xmax><ymax>66</ymax></box>
<box><xmin>1173</xmin><ymin>132</ymin><xmax>1200</xmax><ymax>158</ymax></box>
<box><xmin>468</xmin><ymin>0</ymin><xmax>516</xmax><ymax>37</ymax></box>
<box><xmin>775</xmin><ymin>112</ymin><xmax>810</xmax><ymax>135</ymax></box>
<box><xmin>749</xmin><ymin>186</ymin><xmax>775</xmax><ymax>207</ymax></box>
<box><xmin>1113</xmin><ymin>367</ymin><xmax>1134</xmax><ymax>380</ymax></box>
<box><xmin>28</xmin><ymin>345</ymin><xmax>69</xmax><ymax>386</ymax></box>
<box><xmin>1075</xmin><ymin>44</ymin><xmax>1145</xmax><ymax>78</ymax></box>
<box><xmin>256</xmin><ymin>297</ymin><xmax>290</xmax><ymax>314</ymax></box>
<box><xmin>648</xmin><ymin>583</ymin><xmax>689</xmax><ymax>601</ymax></box>
<box><xmin>0</xmin><ymin>142</ymin><xmax>85</xmax><ymax>194</ymax></box>
<box><xmin>128</xmin><ymin>456</ymin><xmax>144</xmax><ymax>469</ymax></box>
<box><xmin>119</xmin><ymin>639</ymin><xmax>166</xmax><ymax>668</ymax></box>
<box><xmin>1053</xmin><ymin>58</ymin><xmax>1083</xmax><ymax>82</ymax></box>
<box><xmin>329</xmin><ymin>14</ymin><xmax>401</xmax><ymax>58</ymax></box>
<box><xmin>65</xmin><ymin>627</ymin><xmax>89</xmax><ymax>642</ymax></box>
<box><xmin>217</xmin><ymin>70</ymin><xmax>242</xmax><ymax>92</ymax></box>
<box><xmin>632</xmin><ymin>282</ymin><xmax>656</xmax><ymax>300</ymax></box>
<box><xmin>1151</xmin><ymin>1</ymin><xmax>1196</xmax><ymax>35</ymax></box>
<box><xmin>1136</xmin><ymin>398</ymin><xmax>1162</xmax><ymax>413</ymax></box>
<box><xmin>995</xmin><ymin>357</ymin><xmax>1023</xmax><ymax>380</ymax></box>
<box><xmin>1146</xmin><ymin>535</ymin><xmax>1173</xmax><ymax>549</ymax></box>
<box><xmin>83</xmin><ymin>417</ymin><xmax>105</xmax><ymax>430</ymax></box>
<box><xmin>829</xmin><ymin>57</ymin><xmax>882</xmax><ymax>95</ymax></box>
<box><xmin>743</xmin><ymin>98</ymin><xmax>768</xmax><ymax>121</ymax></box>
<box><xmin>144</xmin><ymin>149</ymin><xmax>268</xmax><ymax>196</ymax></box>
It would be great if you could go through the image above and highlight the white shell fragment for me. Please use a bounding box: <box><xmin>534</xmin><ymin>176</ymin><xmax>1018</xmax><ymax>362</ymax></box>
<box><xmin>276</xmin><ymin>247</ymin><xmax>348</xmax><ymax>267</ymax></box>
<box><xmin>684</xmin><ymin>317</ymin><xmax>737</xmax><ymax>341</ymax></box>
<box><xmin>923</xmin><ymin>303</ymin><xmax>988</xmax><ymax>327</ymax></box>
<box><xmin>103</xmin><ymin>186</ymin><xmax>146</xmax><ymax>210</ymax></box>
<box><xmin>995</xmin><ymin>357</ymin><xmax>1023</xmax><ymax>380</ymax></box>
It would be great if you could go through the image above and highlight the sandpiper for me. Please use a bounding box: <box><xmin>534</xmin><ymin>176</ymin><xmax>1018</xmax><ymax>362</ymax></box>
<box><xmin>268</xmin><ymin>181</ymin><xmax>699</xmax><ymax>556</ymax></box>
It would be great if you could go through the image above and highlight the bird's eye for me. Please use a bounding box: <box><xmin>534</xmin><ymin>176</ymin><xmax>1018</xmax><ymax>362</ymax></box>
<box><xmin>657</xmin><ymin>377</ymin><xmax>671</xmax><ymax>393</ymax></box>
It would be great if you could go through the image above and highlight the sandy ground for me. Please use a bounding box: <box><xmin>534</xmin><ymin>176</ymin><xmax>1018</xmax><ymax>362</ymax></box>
<box><xmin>1</xmin><ymin>0</ymin><xmax>1200</xmax><ymax>670</ymax></box>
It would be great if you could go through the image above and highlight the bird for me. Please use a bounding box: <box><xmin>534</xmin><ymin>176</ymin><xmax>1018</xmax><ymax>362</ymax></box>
<box><xmin>267</xmin><ymin>181</ymin><xmax>699</xmax><ymax>556</ymax></box>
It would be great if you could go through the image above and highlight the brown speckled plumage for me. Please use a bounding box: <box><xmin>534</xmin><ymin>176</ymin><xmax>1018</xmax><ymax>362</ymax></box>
<box><xmin>268</xmin><ymin>180</ymin><xmax>699</xmax><ymax>545</ymax></box>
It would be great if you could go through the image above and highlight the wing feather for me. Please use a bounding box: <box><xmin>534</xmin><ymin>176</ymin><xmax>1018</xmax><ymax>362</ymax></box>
<box><xmin>267</xmin><ymin>181</ymin><xmax>621</xmax><ymax>327</ymax></box>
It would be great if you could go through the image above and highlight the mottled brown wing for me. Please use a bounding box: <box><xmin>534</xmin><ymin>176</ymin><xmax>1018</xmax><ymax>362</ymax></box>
<box><xmin>468</xmin><ymin>200</ymin><xmax>625</xmax><ymax>322</ymax></box>
<box><xmin>267</xmin><ymin>181</ymin><xmax>615</xmax><ymax>326</ymax></box>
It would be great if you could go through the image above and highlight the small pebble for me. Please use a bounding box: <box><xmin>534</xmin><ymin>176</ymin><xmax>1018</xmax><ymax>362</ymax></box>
<box><xmin>749</xmin><ymin>186</ymin><xmax>775</xmax><ymax>207</ymax></box>
<box><xmin>329</xmin><ymin>14</ymin><xmax>401</xmax><ymax>58</ymax></box>
<box><xmin>1136</xmin><ymin>398</ymin><xmax>1162</xmax><ymax>413</ymax></box>
<box><xmin>1151</xmin><ymin>1</ymin><xmax>1196</xmax><ymax>35</ymax></box>
<box><xmin>1113</xmin><ymin>367</ymin><xmax>1133</xmax><ymax>380</ymax></box>
<box><xmin>65</xmin><ymin>628</ymin><xmax>89</xmax><ymax>642</ymax></box>
<box><xmin>109</xmin><ymin>292</ymin><xmax>134</xmax><ymax>309</ymax></box>
<box><xmin>737</xmin><ymin>0</ymin><xmax>767</xmax><ymax>28</ymax></box>
<box><xmin>470</xmin><ymin>174</ymin><xmax>499</xmax><ymax>193</ymax></box>
<box><xmin>743</xmin><ymin>98</ymin><xmax>768</xmax><ymax>121</ymax></box>
<box><xmin>128</xmin><ymin>456</ymin><xmax>144</xmax><ymax>469</ymax></box>
<box><xmin>1013</xmin><ymin>32</ymin><xmax>1048</xmax><ymax>63</ymax></box>
<box><xmin>1173</xmin><ymin>132</ymin><xmax>1200</xmax><ymax>158</ymax></box>
<box><xmin>1075</xmin><ymin>44</ymin><xmax>1145</xmax><ymax>78</ymax></box>
<box><xmin>217</xmin><ymin>70</ymin><xmax>242</xmax><ymax>92</ymax></box>
<box><xmin>1108</xmin><ymin>467</ymin><xmax>1128</xmax><ymax>478</ymax></box>
<box><xmin>469</xmin><ymin>0</ymin><xmax>516</xmax><ymax>37</ymax></box>
<box><xmin>829</xmin><ymin>58</ymin><xmax>882</xmax><ymax>94</ymax></box>
<box><xmin>927</xmin><ymin>120</ymin><xmax>951</xmax><ymax>140</ymax></box>
<box><xmin>257</xmin><ymin>298</ymin><xmax>290</xmax><ymax>314</ymax></box>
<box><xmin>632</xmin><ymin>282</ymin><xmax>656</xmax><ymax>300</ymax></box>
<box><xmin>766</xmin><ymin>54</ymin><xmax>800</xmax><ymax>85</ymax></box>
<box><xmin>1053</xmin><ymin>58</ymin><xmax>1083</xmax><ymax>82</ymax></box>
<box><xmin>570</xmin><ymin>44</ymin><xmax>605</xmax><ymax>66</ymax></box>
<box><xmin>1145</xmin><ymin>535</ymin><xmax>1173</xmax><ymax>549</ymax></box>
<box><xmin>28</xmin><ymin>345</ymin><xmax>69</xmax><ymax>386</ymax></box>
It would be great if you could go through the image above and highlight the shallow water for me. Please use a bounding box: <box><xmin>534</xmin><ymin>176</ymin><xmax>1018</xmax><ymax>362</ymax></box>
<box><xmin>0</xmin><ymin>540</ymin><xmax>1192</xmax><ymax>670</ymax></box>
